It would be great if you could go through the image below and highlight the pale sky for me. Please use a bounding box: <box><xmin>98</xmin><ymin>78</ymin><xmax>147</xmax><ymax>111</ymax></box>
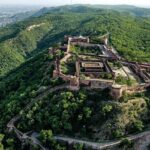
<box><xmin>0</xmin><ymin>0</ymin><xmax>150</xmax><ymax>7</ymax></box>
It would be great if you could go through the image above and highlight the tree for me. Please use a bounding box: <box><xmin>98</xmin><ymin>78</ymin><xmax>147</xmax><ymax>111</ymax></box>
<box><xmin>63</xmin><ymin>122</ymin><xmax>72</xmax><ymax>131</ymax></box>
<box><xmin>6</xmin><ymin>138</ymin><xmax>15</xmax><ymax>150</ymax></box>
<box><xmin>73</xmin><ymin>143</ymin><xmax>83</xmax><ymax>150</ymax></box>
<box><xmin>133</xmin><ymin>120</ymin><xmax>144</xmax><ymax>132</ymax></box>
<box><xmin>0</xmin><ymin>134</ymin><xmax>4</xmax><ymax>150</ymax></box>
<box><xmin>112</xmin><ymin>129</ymin><xmax>124</xmax><ymax>138</ymax></box>
<box><xmin>40</xmin><ymin>130</ymin><xmax>53</xmax><ymax>143</ymax></box>
<box><xmin>119</xmin><ymin>138</ymin><xmax>133</xmax><ymax>148</ymax></box>
<box><xmin>29</xmin><ymin>90</ymin><xmax>37</xmax><ymax>98</ymax></box>
<box><xmin>102</xmin><ymin>104</ymin><xmax>113</xmax><ymax>116</ymax></box>
<box><xmin>83</xmin><ymin>107</ymin><xmax>92</xmax><ymax>119</ymax></box>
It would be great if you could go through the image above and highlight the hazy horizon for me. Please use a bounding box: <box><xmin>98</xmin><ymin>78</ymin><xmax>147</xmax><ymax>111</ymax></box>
<box><xmin>0</xmin><ymin>0</ymin><xmax>150</xmax><ymax>8</ymax></box>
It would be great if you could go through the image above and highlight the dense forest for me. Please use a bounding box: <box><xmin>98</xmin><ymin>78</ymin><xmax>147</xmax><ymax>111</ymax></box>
<box><xmin>0</xmin><ymin>46</ymin><xmax>150</xmax><ymax>149</ymax></box>
<box><xmin>0</xmin><ymin>5</ymin><xmax>150</xmax><ymax>77</ymax></box>
<box><xmin>0</xmin><ymin>5</ymin><xmax>150</xmax><ymax>150</ymax></box>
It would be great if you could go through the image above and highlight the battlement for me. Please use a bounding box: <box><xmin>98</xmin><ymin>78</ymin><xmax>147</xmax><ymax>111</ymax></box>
<box><xmin>52</xmin><ymin>35</ymin><xmax>150</xmax><ymax>99</ymax></box>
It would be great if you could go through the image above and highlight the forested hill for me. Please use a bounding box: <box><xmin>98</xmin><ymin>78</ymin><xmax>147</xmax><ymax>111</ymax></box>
<box><xmin>34</xmin><ymin>5</ymin><xmax>150</xmax><ymax>17</ymax></box>
<box><xmin>0</xmin><ymin>5</ymin><xmax>150</xmax><ymax>149</ymax></box>
<box><xmin>89</xmin><ymin>5</ymin><xmax>150</xmax><ymax>17</ymax></box>
<box><xmin>0</xmin><ymin>5</ymin><xmax>150</xmax><ymax>77</ymax></box>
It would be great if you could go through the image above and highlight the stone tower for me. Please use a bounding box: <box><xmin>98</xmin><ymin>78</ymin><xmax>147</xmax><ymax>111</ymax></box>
<box><xmin>53</xmin><ymin>57</ymin><xmax>60</xmax><ymax>78</ymax></box>
<box><xmin>110</xmin><ymin>84</ymin><xmax>125</xmax><ymax>100</ymax></box>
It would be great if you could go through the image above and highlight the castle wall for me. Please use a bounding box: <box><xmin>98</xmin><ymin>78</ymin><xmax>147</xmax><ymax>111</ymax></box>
<box><xmin>81</xmin><ymin>79</ymin><xmax>114</xmax><ymax>89</ymax></box>
<box><xmin>110</xmin><ymin>82</ymin><xmax>150</xmax><ymax>100</ymax></box>
<box><xmin>91</xmin><ymin>80</ymin><xmax>113</xmax><ymax>89</ymax></box>
<box><xmin>80</xmin><ymin>80</ymin><xmax>90</xmax><ymax>85</ymax></box>
<box><xmin>52</xmin><ymin>35</ymin><xmax>150</xmax><ymax>99</ymax></box>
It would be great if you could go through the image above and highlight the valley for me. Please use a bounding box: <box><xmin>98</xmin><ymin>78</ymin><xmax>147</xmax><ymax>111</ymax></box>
<box><xmin>0</xmin><ymin>5</ymin><xmax>41</xmax><ymax>27</ymax></box>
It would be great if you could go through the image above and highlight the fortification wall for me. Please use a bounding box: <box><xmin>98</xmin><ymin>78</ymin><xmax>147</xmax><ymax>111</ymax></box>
<box><xmin>80</xmin><ymin>79</ymin><xmax>90</xmax><ymax>85</ymax></box>
<box><xmin>126</xmin><ymin>82</ymin><xmax>150</xmax><ymax>94</ymax></box>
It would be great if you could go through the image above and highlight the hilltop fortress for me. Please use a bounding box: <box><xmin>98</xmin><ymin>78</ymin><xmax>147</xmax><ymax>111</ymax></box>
<box><xmin>51</xmin><ymin>35</ymin><xmax>150</xmax><ymax>99</ymax></box>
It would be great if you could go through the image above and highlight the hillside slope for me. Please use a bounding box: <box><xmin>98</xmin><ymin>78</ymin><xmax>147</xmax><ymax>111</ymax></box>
<box><xmin>0</xmin><ymin>48</ymin><xmax>150</xmax><ymax>149</ymax></box>
<box><xmin>0</xmin><ymin>6</ymin><xmax>150</xmax><ymax>77</ymax></box>
<box><xmin>89</xmin><ymin>4</ymin><xmax>150</xmax><ymax>17</ymax></box>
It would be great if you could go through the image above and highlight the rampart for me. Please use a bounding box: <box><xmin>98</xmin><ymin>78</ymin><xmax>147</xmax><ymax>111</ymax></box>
<box><xmin>52</xmin><ymin>35</ymin><xmax>150</xmax><ymax>100</ymax></box>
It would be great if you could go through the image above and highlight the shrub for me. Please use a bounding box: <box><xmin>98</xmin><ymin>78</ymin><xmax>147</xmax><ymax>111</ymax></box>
<box><xmin>119</xmin><ymin>138</ymin><xmax>133</xmax><ymax>148</ymax></box>
<box><xmin>73</xmin><ymin>143</ymin><xmax>84</xmax><ymax>150</ymax></box>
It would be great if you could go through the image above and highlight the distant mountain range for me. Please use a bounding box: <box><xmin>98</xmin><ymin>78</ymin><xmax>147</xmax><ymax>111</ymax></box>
<box><xmin>91</xmin><ymin>4</ymin><xmax>150</xmax><ymax>17</ymax></box>
<box><xmin>0</xmin><ymin>4</ymin><xmax>150</xmax><ymax>76</ymax></box>
<box><xmin>0</xmin><ymin>4</ymin><xmax>150</xmax><ymax>150</ymax></box>
<box><xmin>0</xmin><ymin>4</ymin><xmax>150</xmax><ymax>27</ymax></box>
<box><xmin>34</xmin><ymin>4</ymin><xmax>150</xmax><ymax>17</ymax></box>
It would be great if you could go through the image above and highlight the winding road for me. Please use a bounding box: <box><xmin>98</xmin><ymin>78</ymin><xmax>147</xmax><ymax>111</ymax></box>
<box><xmin>55</xmin><ymin>130</ymin><xmax>150</xmax><ymax>150</ymax></box>
<box><xmin>7</xmin><ymin>84</ymin><xmax>70</xmax><ymax>150</ymax></box>
<box><xmin>7</xmin><ymin>84</ymin><xmax>150</xmax><ymax>150</ymax></box>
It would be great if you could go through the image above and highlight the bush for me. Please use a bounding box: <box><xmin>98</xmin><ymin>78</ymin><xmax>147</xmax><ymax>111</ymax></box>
<box><xmin>115</xmin><ymin>75</ymin><xmax>135</xmax><ymax>86</ymax></box>
<box><xmin>133</xmin><ymin>120</ymin><xmax>144</xmax><ymax>132</ymax></box>
<box><xmin>119</xmin><ymin>138</ymin><xmax>133</xmax><ymax>148</ymax></box>
<box><xmin>29</xmin><ymin>90</ymin><xmax>37</xmax><ymax>98</ymax></box>
<box><xmin>112</xmin><ymin>129</ymin><xmax>124</xmax><ymax>138</ymax></box>
<box><xmin>73</xmin><ymin>143</ymin><xmax>84</xmax><ymax>150</ymax></box>
<box><xmin>0</xmin><ymin>134</ymin><xmax>4</xmax><ymax>150</ymax></box>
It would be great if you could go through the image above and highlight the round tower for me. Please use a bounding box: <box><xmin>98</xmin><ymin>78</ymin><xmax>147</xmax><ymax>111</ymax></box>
<box><xmin>110</xmin><ymin>84</ymin><xmax>125</xmax><ymax>100</ymax></box>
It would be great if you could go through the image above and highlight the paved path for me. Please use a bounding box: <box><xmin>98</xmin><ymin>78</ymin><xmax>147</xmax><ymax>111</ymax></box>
<box><xmin>55</xmin><ymin>131</ymin><xmax>150</xmax><ymax>150</ymax></box>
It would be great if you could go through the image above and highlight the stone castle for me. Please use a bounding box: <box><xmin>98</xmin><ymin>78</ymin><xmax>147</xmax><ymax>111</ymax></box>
<box><xmin>51</xmin><ymin>35</ymin><xmax>150</xmax><ymax>99</ymax></box>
